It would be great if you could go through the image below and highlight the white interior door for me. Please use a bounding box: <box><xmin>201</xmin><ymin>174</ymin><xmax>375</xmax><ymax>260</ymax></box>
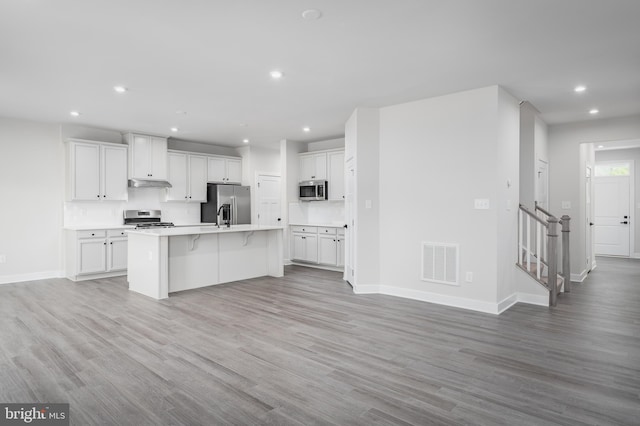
<box><xmin>344</xmin><ymin>158</ymin><xmax>355</xmax><ymax>284</ymax></box>
<box><xmin>594</xmin><ymin>176</ymin><xmax>630</xmax><ymax>256</ymax></box>
<box><xmin>536</xmin><ymin>159</ymin><xmax>549</xmax><ymax>210</ymax></box>
<box><xmin>585</xmin><ymin>166</ymin><xmax>593</xmax><ymax>270</ymax></box>
<box><xmin>256</xmin><ymin>174</ymin><xmax>281</xmax><ymax>226</ymax></box>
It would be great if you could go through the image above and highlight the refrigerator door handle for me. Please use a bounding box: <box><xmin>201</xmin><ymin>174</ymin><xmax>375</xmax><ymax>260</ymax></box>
<box><xmin>232</xmin><ymin>196</ymin><xmax>237</xmax><ymax>225</ymax></box>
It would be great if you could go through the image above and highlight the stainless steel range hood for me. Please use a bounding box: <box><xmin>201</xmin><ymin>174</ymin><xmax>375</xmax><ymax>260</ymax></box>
<box><xmin>128</xmin><ymin>178</ymin><xmax>172</xmax><ymax>188</ymax></box>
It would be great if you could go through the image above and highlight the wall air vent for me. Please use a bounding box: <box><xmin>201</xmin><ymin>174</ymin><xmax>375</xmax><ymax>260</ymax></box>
<box><xmin>421</xmin><ymin>242</ymin><xmax>459</xmax><ymax>285</ymax></box>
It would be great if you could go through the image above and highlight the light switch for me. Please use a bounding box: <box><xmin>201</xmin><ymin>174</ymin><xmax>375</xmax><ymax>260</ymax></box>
<box><xmin>562</xmin><ymin>201</ymin><xmax>571</xmax><ymax>209</ymax></box>
<box><xmin>474</xmin><ymin>199</ymin><xmax>490</xmax><ymax>209</ymax></box>
<box><xmin>365</xmin><ymin>200</ymin><xmax>372</xmax><ymax>209</ymax></box>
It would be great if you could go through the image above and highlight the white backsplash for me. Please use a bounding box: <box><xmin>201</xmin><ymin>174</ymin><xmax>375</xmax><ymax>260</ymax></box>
<box><xmin>65</xmin><ymin>187</ymin><xmax>201</xmax><ymax>227</ymax></box>
<box><xmin>289</xmin><ymin>201</ymin><xmax>344</xmax><ymax>225</ymax></box>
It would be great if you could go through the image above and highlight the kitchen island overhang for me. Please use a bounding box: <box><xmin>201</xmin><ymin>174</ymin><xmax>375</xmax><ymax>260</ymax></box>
<box><xmin>126</xmin><ymin>225</ymin><xmax>284</xmax><ymax>299</ymax></box>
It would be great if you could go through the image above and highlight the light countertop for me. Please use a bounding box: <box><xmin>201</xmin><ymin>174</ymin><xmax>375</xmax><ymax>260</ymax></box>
<box><xmin>127</xmin><ymin>224</ymin><xmax>284</xmax><ymax>237</ymax></box>
<box><xmin>64</xmin><ymin>225</ymin><xmax>136</xmax><ymax>231</ymax></box>
<box><xmin>289</xmin><ymin>223</ymin><xmax>345</xmax><ymax>228</ymax></box>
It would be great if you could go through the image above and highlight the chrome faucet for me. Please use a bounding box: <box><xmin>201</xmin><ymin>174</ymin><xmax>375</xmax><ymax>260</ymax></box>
<box><xmin>216</xmin><ymin>204</ymin><xmax>231</xmax><ymax>228</ymax></box>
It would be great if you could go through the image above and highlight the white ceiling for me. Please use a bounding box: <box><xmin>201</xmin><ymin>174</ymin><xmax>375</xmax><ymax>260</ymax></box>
<box><xmin>1</xmin><ymin>0</ymin><xmax>639</xmax><ymax>149</ymax></box>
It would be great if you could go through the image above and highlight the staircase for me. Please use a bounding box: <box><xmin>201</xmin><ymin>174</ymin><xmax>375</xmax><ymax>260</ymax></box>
<box><xmin>517</xmin><ymin>203</ymin><xmax>571</xmax><ymax>306</ymax></box>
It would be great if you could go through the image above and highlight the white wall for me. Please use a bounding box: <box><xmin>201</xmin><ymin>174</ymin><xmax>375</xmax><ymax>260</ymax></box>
<box><xmin>595</xmin><ymin>147</ymin><xmax>640</xmax><ymax>255</ymax></box>
<box><xmin>346</xmin><ymin>108</ymin><xmax>380</xmax><ymax>288</ymax></box>
<box><xmin>307</xmin><ymin>138</ymin><xmax>345</xmax><ymax>152</ymax></box>
<box><xmin>377</xmin><ymin>86</ymin><xmax>520</xmax><ymax>311</ymax></box>
<box><xmin>519</xmin><ymin>102</ymin><xmax>548</xmax><ymax>210</ymax></box>
<box><xmin>238</xmin><ymin>145</ymin><xmax>281</xmax><ymax>224</ymax></box>
<box><xmin>280</xmin><ymin>139</ymin><xmax>305</xmax><ymax>262</ymax></box>
<box><xmin>549</xmin><ymin>115</ymin><xmax>640</xmax><ymax>280</ymax></box>
<box><xmin>0</xmin><ymin>117</ymin><xmax>64</xmax><ymax>283</ymax></box>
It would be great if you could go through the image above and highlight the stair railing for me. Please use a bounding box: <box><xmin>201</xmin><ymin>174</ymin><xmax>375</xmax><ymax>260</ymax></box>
<box><xmin>518</xmin><ymin>203</ymin><xmax>571</xmax><ymax>306</ymax></box>
<box><xmin>536</xmin><ymin>202</ymin><xmax>571</xmax><ymax>293</ymax></box>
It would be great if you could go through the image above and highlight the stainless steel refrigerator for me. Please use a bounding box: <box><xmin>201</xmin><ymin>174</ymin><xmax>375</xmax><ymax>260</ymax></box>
<box><xmin>201</xmin><ymin>184</ymin><xmax>251</xmax><ymax>224</ymax></box>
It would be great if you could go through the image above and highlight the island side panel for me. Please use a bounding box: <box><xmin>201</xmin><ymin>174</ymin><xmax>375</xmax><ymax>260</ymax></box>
<box><xmin>218</xmin><ymin>231</ymin><xmax>270</xmax><ymax>283</ymax></box>
<box><xmin>168</xmin><ymin>233</ymin><xmax>220</xmax><ymax>292</ymax></box>
<box><xmin>127</xmin><ymin>233</ymin><xmax>169</xmax><ymax>300</ymax></box>
<box><xmin>267</xmin><ymin>229</ymin><xmax>284</xmax><ymax>277</ymax></box>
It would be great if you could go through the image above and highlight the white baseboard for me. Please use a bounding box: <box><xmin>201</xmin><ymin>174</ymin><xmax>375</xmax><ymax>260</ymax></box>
<box><xmin>352</xmin><ymin>284</ymin><xmax>380</xmax><ymax>294</ymax></box>
<box><xmin>351</xmin><ymin>284</ymin><xmax>550</xmax><ymax>315</ymax></box>
<box><xmin>0</xmin><ymin>270</ymin><xmax>63</xmax><ymax>285</ymax></box>
<box><xmin>632</xmin><ymin>253</ymin><xmax>640</xmax><ymax>259</ymax></box>
<box><xmin>516</xmin><ymin>292</ymin><xmax>549</xmax><ymax>307</ymax></box>
<box><xmin>571</xmin><ymin>268</ymin><xmax>588</xmax><ymax>282</ymax></box>
<box><xmin>497</xmin><ymin>294</ymin><xmax>519</xmax><ymax>314</ymax></box>
<box><xmin>377</xmin><ymin>285</ymin><xmax>503</xmax><ymax>315</ymax></box>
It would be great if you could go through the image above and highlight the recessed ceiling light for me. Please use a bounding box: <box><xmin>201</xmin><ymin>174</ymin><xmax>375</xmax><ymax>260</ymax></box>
<box><xmin>170</xmin><ymin>127</ymin><xmax>178</xmax><ymax>132</ymax></box>
<box><xmin>597</xmin><ymin>145</ymin><xmax>604</xmax><ymax>148</ymax></box>
<box><xmin>589</xmin><ymin>109</ymin><xmax>599</xmax><ymax>115</ymax></box>
<box><xmin>270</xmin><ymin>70</ymin><xmax>284</xmax><ymax>79</ymax></box>
<box><xmin>243</xmin><ymin>139</ymin><xmax>249</xmax><ymax>144</ymax></box>
<box><xmin>302</xmin><ymin>9</ymin><xmax>322</xmax><ymax>20</ymax></box>
<box><xmin>302</xmin><ymin>127</ymin><xmax>311</xmax><ymax>132</ymax></box>
<box><xmin>113</xmin><ymin>86</ymin><xmax>127</xmax><ymax>93</ymax></box>
<box><xmin>574</xmin><ymin>85</ymin><xmax>586</xmax><ymax>93</ymax></box>
<box><xmin>70</xmin><ymin>111</ymin><xmax>81</xmax><ymax>117</ymax></box>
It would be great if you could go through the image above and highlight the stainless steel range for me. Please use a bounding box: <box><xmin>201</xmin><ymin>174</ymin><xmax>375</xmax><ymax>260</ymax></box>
<box><xmin>124</xmin><ymin>210</ymin><xmax>175</xmax><ymax>229</ymax></box>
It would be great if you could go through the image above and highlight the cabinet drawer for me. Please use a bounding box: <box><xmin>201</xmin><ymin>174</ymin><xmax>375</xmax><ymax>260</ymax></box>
<box><xmin>107</xmin><ymin>229</ymin><xmax>129</xmax><ymax>238</ymax></box>
<box><xmin>77</xmin><ymin>230</ymin><xmax>107</xmax><ymax>238</ymax></box>
<box><xmin>291</xmin><ymin>226</ymin><xmax>318</xmax><ymax>234</ymax></box>
<box><xmin>318</xmin><ymin>227</ymin><xmax>337</xmax><ymax>235</ymax></box>
<box><xmin>337</xmin><ymin>229</ymin><xmax>345</xmax><ymax>237</ymax></box>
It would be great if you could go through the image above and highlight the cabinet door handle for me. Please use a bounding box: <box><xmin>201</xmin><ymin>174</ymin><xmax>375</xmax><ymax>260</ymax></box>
<box><xmin>91</xmin><ymin>233</ymin><xmax>95</xmax><ymax>236</ymax></box>
<box><xmin>96</xmin><ymin>195</ymin><xmax>100</xmax><ymax>198</ymax></box>
<box><xmin>110</xmin><ymin>242</ymin><xmax>113</xmax><ymax>245</ymax></box>
<box><xmin>103</xmin><ymin>195</ymin><xmax>106</xmax><ymax>198</ymax></box>
<box><xmin>103</xmin><ymin>242</ymin><xmax>106</xmax><ymax>246</ymax></box>
<box><xmin>189</xmin><ymin>196</ymin><xmax>192</xmax><ymax>198</ymax></box>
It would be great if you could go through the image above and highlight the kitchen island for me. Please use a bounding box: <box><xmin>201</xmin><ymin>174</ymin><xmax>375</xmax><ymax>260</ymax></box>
<box><xmin>127</xmin><ymin>225</ymin><xmax>283</xmax><ymax>299</ymax></box>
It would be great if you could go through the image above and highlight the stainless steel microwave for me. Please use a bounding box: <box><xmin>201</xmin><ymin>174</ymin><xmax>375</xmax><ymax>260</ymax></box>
<box><xmin>299</xmin><ymin>180</ymin><xmax>327</xmax><ymax>201</ymax></box>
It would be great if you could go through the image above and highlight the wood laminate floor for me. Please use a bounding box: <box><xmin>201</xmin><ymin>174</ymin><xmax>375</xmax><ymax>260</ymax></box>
<box><xmin>1</xmin><ymin>258</ymin><xmax>639</xmax><ymax>425</ymax></box>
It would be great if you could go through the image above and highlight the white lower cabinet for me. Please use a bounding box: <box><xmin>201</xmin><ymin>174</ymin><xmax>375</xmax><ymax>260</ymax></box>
<box><xmin>291</xmin><ymin>225</ymin><xmax>344</xmax><ymax>270</ymax></box>
<box><xmin>292</xmin><ymin>227</ymin><xmax>318</xmax><ymax>263</ymax></box>
<box><xmin>66</xmin><ymin>229</ymin><xmax>129</xmax><ymax>281</ymax></box>
<box><xmin>336</xmin><ymin>230</ymin><xmax>345</xmax><ymax>267</ymax></box>
<box><xmin>318</xmin><ymin>233</ymin><xmax>337</xmax><ymax>266</ymax></box>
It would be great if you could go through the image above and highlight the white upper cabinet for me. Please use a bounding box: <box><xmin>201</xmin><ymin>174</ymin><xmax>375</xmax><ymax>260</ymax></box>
<box><xmin>298</xmin><ymin>152</ymin><xmax>327</xmax><ymax>181</ymax></box>
<box><xmin>67</xmin><ymin>139</ymin><xmax>128</xmax><ymax>201</ymax></box>
<box><xmin>207</xmin><ymin>156</ymin><xmax>242</xmax><ymax>184</ymax></box>
<box><xmin>102</xmin><ymin>145</ymin><xmax>128</xmax><ymax>200</ymax></box>
<box><xmin>166</xmin><ymin>151</ymin><xmax>207</xmax><ymax>202</ymax></box>
<box><xmin>125</xmin><ymin>133</ymin><xmax>168</xmax><ymax>180</ymax></box>
<box><xmin>328</xmin><ymin>150</ymin><xmax>345</xmax><ymax>201</ymax></box>
<box><xmin>189</xmin><ymin>155</ymin><xmax>208</xmax><ymax>201</ymax></box>
<box><xmin>166</xmin><ymin>152</ymin><xmax>189</xmax><ymax>200</ymax></box>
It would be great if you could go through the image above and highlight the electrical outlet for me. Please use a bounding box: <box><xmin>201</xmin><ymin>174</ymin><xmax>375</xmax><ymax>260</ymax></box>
<box><xmin>0</xmin><ymin>255</ymin><xmax>6</xmax><ymax>264</ymax></box>
<box><xmin>465</xmin><ymin>272</ymin><xmax>473</xmax><ymax>282</ymax></box>
<box><xmin>474</xmin><ymin>199</ymin><xmax>490</xmax><ymax>209</ymax></box>
<box><xmin>148</xmin><ymin>251</ymin><xmax>153</xmax><ymax>261</ymax></box>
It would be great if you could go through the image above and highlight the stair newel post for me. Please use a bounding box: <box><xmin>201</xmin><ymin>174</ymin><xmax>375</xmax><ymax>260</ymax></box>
<box><xmin>547</xmin><ymin>216</ymin><xmax>559</xmax><ymax>307</ymax></box>
<box><xmin>561</xmin><ymin>215</ymin><xmax>571</xmax><ymax>293</ymax></box>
